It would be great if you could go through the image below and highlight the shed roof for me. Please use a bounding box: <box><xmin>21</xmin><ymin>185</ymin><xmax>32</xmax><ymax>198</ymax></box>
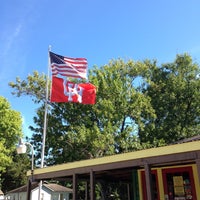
<box><xmin>43</xmin><ymin>183</ymin><xmax>72</xmax><ymax>192</ymax></box>
<box><xmin>6</xmin><ymin>182</ymin><xmax>38</xmax><ymax>193</ymax></box>
<box><xmin>6</xmin><ymin>183</ymin><xmax>72</xmax><ymax>194</ymax></box>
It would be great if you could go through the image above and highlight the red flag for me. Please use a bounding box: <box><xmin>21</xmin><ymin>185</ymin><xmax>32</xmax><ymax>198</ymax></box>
<box><xmin>50</xmin><ymin>77</ymin><xmax>96</xmax><ymax>104</ymax></box>
<box><xmin>49</xmin><ymin>51</ymin><xmax>87</xmax><ymax>79</ymax></box>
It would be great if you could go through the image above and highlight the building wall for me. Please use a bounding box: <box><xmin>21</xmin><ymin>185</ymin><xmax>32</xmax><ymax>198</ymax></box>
<box><xmin>5</xmin><ymin>189</ymin><xmax>70</xmax><ymax>200</ymax></box>
<box><xmin>138</xmin><ymin>164</ymin><xmax>200</xmax><ymax>200</ymax></box>
<box><xmin>5</xmin><ymin>192</ymin><xmax>26</xmax><ymax>200</ymax></box>
<box><xmin>32</xmin><ymin>188</ymin><xmax>51</xmax><ymax>200</ymax></box>
<box><xmin>31</xmin><ymin>188</ymin><xmax>70</xmax><ymax>200</ymax></box>
<box><xmin>51</xmin><ymin>192</ymin><xmax>70</xmax><ymax>200</ymax></box>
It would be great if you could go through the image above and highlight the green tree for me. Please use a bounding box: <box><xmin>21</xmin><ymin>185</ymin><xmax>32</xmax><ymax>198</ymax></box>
<box><xmin>0</xmin><ymin>96</ymin><xmax>22</xmax><ymax>171</ymax></box>
<box><xmin>9</xmin><ymin>60</ymin><xmax>155</xmax><ymax>166</ymax></box>
<box><xmin>9</xmin><ymin>54</ymin><xmax>200</xmax><ymax>166</ymax></box>
<box><xmin>1</xmin><ymin>152</ymin><xmax>30</xmax><ymax>192</ymax></box>
<box><xmin>8</xmin><ymin>54</ymin><xmax>200</xmax><ymax>199</ymax></box>
<box><xmin>0</xmin><ymin>96</ymin><xmax>27</xmax><ymax>190</ymax></box>
<box><xmin>141</xmin><ymin>54</ymin><xmax>200</xmax><ymax>144</ymax></box>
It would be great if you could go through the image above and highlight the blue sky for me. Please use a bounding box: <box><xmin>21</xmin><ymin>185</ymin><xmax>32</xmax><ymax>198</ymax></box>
<box><xmin>1</xmin><ymin>0</ymin><xmax>200</xmax><ymax>138</ymax></box>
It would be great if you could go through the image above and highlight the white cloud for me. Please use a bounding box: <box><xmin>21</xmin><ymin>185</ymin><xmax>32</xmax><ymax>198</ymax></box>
<box><xmin>4</xmin><ymin>23</ymin><xmax>22</xmax><ymax>56</ymax></box>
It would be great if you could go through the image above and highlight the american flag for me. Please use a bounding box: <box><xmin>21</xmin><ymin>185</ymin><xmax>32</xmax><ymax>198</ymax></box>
<box><xmin>49</xmin><ymin>51</ymin><xmax>88</xmax><ymax>79</ymax></box>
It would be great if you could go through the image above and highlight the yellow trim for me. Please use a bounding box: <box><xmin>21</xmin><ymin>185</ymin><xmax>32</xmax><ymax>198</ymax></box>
<box><xmin>160</xmin><ymin>163</ymin><xmax>193</xmax><ymax>170</ymax></box>
<box><xmin>157</xmin><ymin>168</ymin><xmax>164</xmax><ymax>200</ymax></box>
<box><xmin>138</xmin><ymin>168</ymin><xmax>165</xmax><ymax>200</ymax></box>
<box><xmin>137</xmin><ymin>170</ymin><xmax>143</xmax><ymax>200</ymax></box>
<box><xmin>192</xmin><ymin>165</ymin><xmax>200</xmax><ymax>200</ymax></box>
<box><xmin>31</xmin><ymin>141</ymin><xmax>200</xmax><ymax>176</ymax></box>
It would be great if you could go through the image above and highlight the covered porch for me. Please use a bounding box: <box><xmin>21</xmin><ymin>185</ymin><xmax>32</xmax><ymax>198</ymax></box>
<box><xmin>27</xmin><ymin>140</ymin><xmax>200</xmax><ymax>200</ymax></box>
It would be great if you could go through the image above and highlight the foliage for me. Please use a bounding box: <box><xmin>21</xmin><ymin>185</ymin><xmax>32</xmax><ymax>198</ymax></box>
<box><xmin>1</xmin><ymin>152</ymin><xmax>30</xmax><ymax>192</ymax></box>
<box><xmin>9</xmin><ymin>54</ymin><xmax>200</xmax><ymax>167</ymax></box>
<box><xmin>11</xmin><ymin>59</ymin><xmax>155</xmax><ymax>165</ymax></box>
<box><xmin>0</xmin><ymin>96</ymin><xmax>30</xmax><ymax>190</ymax></box>
<box><xmin>9</xmin><ymin>71</ymin><xmax>47</xmax><ymax>104</ymax></box>
<box><xmin>141</xmin><ymin>54</ymin><xmax>200</xmax><ymax>143</ymax></box>
<box><xmin>0</xmin><ymin>96</ymin><xmax>22</xmax><ymax>172</ymax></box>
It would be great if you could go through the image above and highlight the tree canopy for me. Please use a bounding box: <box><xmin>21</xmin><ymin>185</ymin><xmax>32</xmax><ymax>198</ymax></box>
<box><xmin>0</xmin><ymin>96</ymin><xmax>22</xmax><ymax>171</ymax></box>
<box><xmin>9</xmin><ymin>53</ymin><xmax>200</xmax><ymax>167</ymax></box>
<box><xmin>140</xmin><ymin>54</ymin><xmax>200</xmax><ymax>144</ymax></box>
<box><xmin>0</xmin><ymin>96</ymin><xmax>30</xmax><ymax>191</ymax></box>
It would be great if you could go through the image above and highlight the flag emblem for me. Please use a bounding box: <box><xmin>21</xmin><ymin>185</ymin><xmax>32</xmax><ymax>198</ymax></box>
<box><xmin>50</xmin><ymin>77</ymin><xmax>96</xmax><ymax>104</ymax></box>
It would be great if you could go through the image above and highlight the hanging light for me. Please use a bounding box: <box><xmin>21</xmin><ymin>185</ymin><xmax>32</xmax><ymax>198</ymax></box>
<box><xmin>16</xmin><ymin>138</ymin><xmax>34</xmax><ymax>181</ymax></box>
<box><xmin>16</xmin><ymin>138</ymin><xmax>27</xmax><ymax>154</ymax></box>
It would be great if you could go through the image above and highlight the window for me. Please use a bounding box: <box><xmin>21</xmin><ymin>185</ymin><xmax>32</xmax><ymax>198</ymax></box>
<box><xmin>60</xmin><ymin>193</ymin><xmax>63</xmax><ymax>200</ymax></box>
<box><xmin>162</xmin><ymin>166</ymin><xmax>197</xmax><ymax>200</ymax></box>
<box><xmin>41</xmin><ymin>193</ymin><xmax>44</xmax><ymax>200</ymax></box>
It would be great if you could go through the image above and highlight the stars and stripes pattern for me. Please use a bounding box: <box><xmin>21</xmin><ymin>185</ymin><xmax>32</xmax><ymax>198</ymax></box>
<box><xmin>49</xmin><ymin>51</ymin><xmax>88</xmax><ymax>79</ymax></box>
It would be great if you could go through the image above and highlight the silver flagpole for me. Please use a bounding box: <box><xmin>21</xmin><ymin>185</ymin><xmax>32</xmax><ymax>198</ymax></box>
<box><xmin>38</xmin><ymin>45</ymin><xmax>51</xmax><ymax>200</ymax></box>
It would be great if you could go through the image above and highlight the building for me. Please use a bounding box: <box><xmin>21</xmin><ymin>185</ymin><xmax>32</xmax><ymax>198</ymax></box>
<box><xmin>5</xmin><ymin>182</ymin><xmax>72</xmax><ymax>200</ymax></box>
<box><xmin>0</xmin><ymin>190</ymin><xmax>4</xmax><ymax>200</ymax></box>
<box><xmin>27</xmin><ymin>139</ymin><xmax>200</xmax><ymax>200</ymax></box>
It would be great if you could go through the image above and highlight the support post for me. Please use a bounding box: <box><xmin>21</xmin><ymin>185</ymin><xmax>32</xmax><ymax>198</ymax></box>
<box><xmin>196</xmin><ymin>158</ymin><xmax>200</xmax><ymax>185</ymax></box>
<box><xmin>85</xmin><ymin>181</ymin><xmax>89</xmax><ymax>200</ymax></box>
<box><xmin>73</xmin><ymin>173</ymin><xmax>78</xmax><ymax>200</ymax></box>
<box><xmin>26</xmin><ymin>178</ymin><xmax>32</xmax><ymax>200</ymax></box>
<box><xmin>144</xmin><ymin>162</ymin><xmax>153</xmax><ymax>200</ymax></box>
<box><xmin>90</xmin><ymin>170</ymin><xmax>95</xmax><ymax>200</ymax></box>
<box><xmin>132</xmin><ymin>169</ymin><xmax>139</xmax><ymax>200</ymax></box>
<box><xmin>127</xmin><ymin>183</ymin><xmax>130</xmax><ymax>200</ymax></box>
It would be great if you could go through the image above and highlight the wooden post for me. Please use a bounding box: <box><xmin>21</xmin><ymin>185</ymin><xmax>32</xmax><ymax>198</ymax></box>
<box><xmin>90</xmin><ymin>170</ymin><xmax>95</xmax><ymax>200</ymax></box>
<box><xmin>85</xmin><ymin>181</ymin><xmax>89</xmax><ymax>200</ymax></box>
<box><xmin>26</xmin><ymin>178</ymin><xmax>32</xmax><ymax>200</ymax></box>
<box><xmin>73</xmin><ymin>173</ymin><xmax>78</xmax><ymax>200</ymax></box>
<box><xmin>144</xmin><ymin>162</ymin><xmax>153</xmax><ymax>200</ymax></box>
<box><xmin>127</xmin><ymin>183</ymin><xmax>130</xmax><ymax>200</ymax></box>
<box><xmin>132</xmin><ymin>169</ymin><xmax>139</xmax><ymax>200</ymax></box>
<box><xmin>195</xmin><ymin>151</ymin><xmax>200</xmax><ymax>186</ymax></box>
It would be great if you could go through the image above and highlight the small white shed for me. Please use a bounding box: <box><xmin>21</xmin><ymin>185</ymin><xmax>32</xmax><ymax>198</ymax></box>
<box><xmin>0</xmin><ymin>190</ymin><xmax>4</xmax><ymax>200</ymax></box>
<box><xmin>32</xmin><ymin>183</ymin><xmax>72</xmax><ymax>200</ymax></box>
<box><xmin>5</xmin><ymin>182</ymin><xmax>72</xmax><ymax>200</ymax></box>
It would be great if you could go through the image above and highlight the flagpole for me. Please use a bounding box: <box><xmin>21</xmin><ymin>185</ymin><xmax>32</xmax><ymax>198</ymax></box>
<box><xmin>41</xmin><ymin>45</ymin><xmax>51</xmax><ymax>168</ymax></box>
<box><xmin>38</xmin><ymin>45</ymin><xmax>51</xmax><ymax>200</ymax></box>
